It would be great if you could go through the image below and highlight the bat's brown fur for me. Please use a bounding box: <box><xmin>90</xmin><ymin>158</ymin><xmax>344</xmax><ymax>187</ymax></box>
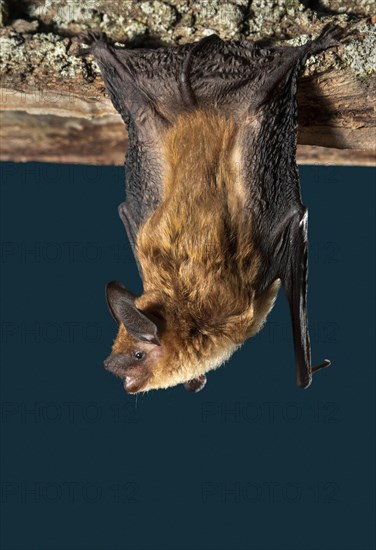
<box><xmin>111</xmin><ymin>111</ymin><xmax>280</xmax><ymax>391</ymax></box>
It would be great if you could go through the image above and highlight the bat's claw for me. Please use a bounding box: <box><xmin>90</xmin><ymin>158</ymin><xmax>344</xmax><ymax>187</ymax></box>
<box><xmin>297</xmin><ymin>359</ymin><xmax>331</xmax><ymax>389</ymax></box>
<box><xmin>307</xmin><ymin>24</ymin><xmax>351</xmax><ymax>56</ymax></box>
<box><xmin>318</xmin><ymin>23</ymin><xmax>358</xmax><ymax>44</ymax></box>
<box><xmin>184</xmin><ymin>374</ymin><xmax>207</xmax><ymax>393</ymax></box>
<box><xmin>79</xmin><ymin>31</ymin><xmax>107</xmax><ymax>45</ymax></box>
<box><xmin>312</xmin><ymin>359</ymin><xmax>331</xmax><ymax>373</ymax></box>
<box><xmin>76</xmin><ymin>31</ymin><xmax>108</xmax><ymax>57</ymax></box>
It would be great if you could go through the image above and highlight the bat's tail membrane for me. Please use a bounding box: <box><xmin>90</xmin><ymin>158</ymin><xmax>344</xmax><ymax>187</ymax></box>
<box><xmin>179</xmin><ymin>34</ymin><xmax>222</xmax><ymax>107</ymax></box>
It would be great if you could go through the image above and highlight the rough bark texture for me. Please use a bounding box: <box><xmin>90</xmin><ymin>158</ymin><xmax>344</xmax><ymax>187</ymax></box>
<box><xmin>0</xmin><ymin>0</ymin><xmax>375</xmax><ymax>166</ymax></box>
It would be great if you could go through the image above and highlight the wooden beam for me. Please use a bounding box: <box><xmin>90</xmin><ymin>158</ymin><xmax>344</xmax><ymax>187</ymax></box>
<box><xmin>1</xmin><ymin>105</ymin><xmax>374</xmax><ymax>167</ymax></box>
<box><xmin>0</xmin><ymin>1</ymin><xmax>375</xmax><ymax>166</ymax></box>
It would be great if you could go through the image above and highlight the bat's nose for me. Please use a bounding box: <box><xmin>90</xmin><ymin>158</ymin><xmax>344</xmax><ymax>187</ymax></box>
<box><xmin>104</xmin><ymin>354</ymin><xmax>114</xmax><ymax>369</ymax></box>
<box><xmin>104</xmin><ymin>353</ymin><xmax>132</xmax><ymax>373</ymax></box>
<box><xmin>104</xmin><ymin>353</ymin><xmax>132</xmax><ymax>376</ymax></box>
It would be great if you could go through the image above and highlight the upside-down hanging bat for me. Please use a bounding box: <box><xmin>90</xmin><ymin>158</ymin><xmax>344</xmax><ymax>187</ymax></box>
<box><xmin>80</xmin><ymin>25</ymin><xmax>344</xmax><ymax>394</ymax></box>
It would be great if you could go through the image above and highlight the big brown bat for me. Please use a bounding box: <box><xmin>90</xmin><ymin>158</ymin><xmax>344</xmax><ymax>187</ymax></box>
<box><xmin>80</xmin><ymin>25</ymin><xmax>344</xmax><ymax>394</ymax></box>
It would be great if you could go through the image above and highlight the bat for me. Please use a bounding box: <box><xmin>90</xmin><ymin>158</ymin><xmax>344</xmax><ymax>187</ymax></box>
<box><xmin>80</xmin><ymin>25</ymin><xmax>344</xmax><ymax>394</ymax></box>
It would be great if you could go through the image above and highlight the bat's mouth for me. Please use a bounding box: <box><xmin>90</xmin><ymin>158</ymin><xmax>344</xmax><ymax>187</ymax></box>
<box><xmin>106</xmin><ymin>368</ymin><xmax>135</xmax><ymax>393</ymax></box>
<box><xmin>104</xmin><ymin>355</ymin><xmax>149</xmax><ymax>394</ymax></box>
<box><xmin>122</xmin><ymin>377</ymin><xmax>139</xmax><ymax>394</ymax></box>
<box><xmin>106</xmin><ymin>368</ymin><xmax>139</xmax><ymax>393</ymax></box>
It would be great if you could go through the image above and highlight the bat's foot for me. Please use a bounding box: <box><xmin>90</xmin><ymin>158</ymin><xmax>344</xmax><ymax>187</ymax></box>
<box><xmin>316</xmin><ymin>24</ymin><xmax>345</xmax><ymax>45</ymax></box>
<box><xmin>309</xmin><ymin>24</ymin><xmax>354</xmax><ymax>55</ymax></box>
<box><xmin>76</xmin><ymin>31</ymin><xmax>108</xmax><ymax>57</ymax></box>
<box><xmin>184</xmin><ymin>374</ymin><xmax>207</xmax><ymax>393</ymax></box>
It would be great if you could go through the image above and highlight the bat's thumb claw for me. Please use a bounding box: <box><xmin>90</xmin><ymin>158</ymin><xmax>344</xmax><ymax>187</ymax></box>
<box><xmin>312</xmin><ymin>359</ymin><xmax>331</xmax><ymax>373</ymax></box>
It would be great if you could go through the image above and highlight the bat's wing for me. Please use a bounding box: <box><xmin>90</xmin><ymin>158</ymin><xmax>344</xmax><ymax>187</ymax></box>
<box><xmin>264</xmin><ymin>206</ymin><xmax>330</xmax><ymax>389</ymax></box>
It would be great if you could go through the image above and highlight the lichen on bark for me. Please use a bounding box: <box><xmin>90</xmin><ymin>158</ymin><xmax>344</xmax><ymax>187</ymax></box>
<box><xmin>0</xmin><ymin>0</ymin><xmax>375</xmax><ymax>165</ymax></box>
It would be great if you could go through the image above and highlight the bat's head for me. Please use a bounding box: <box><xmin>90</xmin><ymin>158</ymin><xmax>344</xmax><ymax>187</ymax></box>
<box><xmin>104</xmin><ymin>281</ymin><xmax>165</xmax><ymax>393</ymax></box>
<box><xmin>104</xmin><ymin>281</ymin><xmax>237</xmax><ymax>394</ymax></box>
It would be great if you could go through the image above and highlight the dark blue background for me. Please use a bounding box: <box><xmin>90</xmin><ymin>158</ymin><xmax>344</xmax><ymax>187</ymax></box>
<box><xmin>0</xmin><ymin>162</ymin><xmax>375</xmax><ymax>550</ymax></box>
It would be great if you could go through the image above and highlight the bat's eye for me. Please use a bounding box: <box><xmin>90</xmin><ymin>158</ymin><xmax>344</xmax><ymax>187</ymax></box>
<box><xmin>133</xmin><ymin>351</ymin><xmax>145</xmax><ymax>361</ymax></box>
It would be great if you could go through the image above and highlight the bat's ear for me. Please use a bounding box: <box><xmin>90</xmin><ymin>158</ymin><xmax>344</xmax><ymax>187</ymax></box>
<box><xmin>105</xmin><ymin>281</ymin><xmax>161</xmax><ymax>345</ymax></box>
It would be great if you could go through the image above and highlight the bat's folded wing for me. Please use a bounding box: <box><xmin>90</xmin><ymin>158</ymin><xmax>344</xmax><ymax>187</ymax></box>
<box><xmin>270</xmin><ymin>208</ymin><xmax>331</xmax><ymax>388</ymax></box>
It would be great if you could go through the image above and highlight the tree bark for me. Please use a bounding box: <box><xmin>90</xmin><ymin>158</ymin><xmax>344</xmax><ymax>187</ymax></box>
<box><xmin>0</xmin><ymin>0</ymin><xmax>375</xmax><ymax>166</ymax></box>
